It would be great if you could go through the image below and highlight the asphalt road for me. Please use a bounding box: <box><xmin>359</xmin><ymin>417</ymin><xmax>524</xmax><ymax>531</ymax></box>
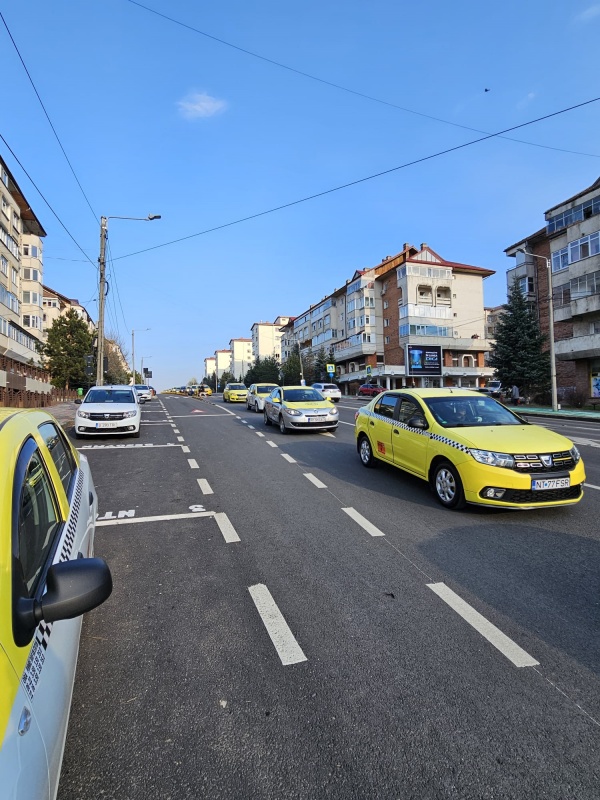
<box><xmin>58</xmin><ymin>395</ymin><xmax>600</xmax><ymax>799</ymax></box>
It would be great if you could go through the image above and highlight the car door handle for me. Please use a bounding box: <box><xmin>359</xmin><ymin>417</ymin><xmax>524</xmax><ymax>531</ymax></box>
<box><xmin>18</xmin><ymin>706</ymin><xmax>32</xmax><ymax>736</ymax></box>
<box><xmin>393</xmin><ymin>430</ymin><xmax>399</xmax><ymax>435</ymax></box>
<box><xmin>369</xmin><ymin>421</ymin><xmax>375</xmax><ymax>427</ymax></box>
<box><xmin>89</xmin><ymin>491</ymin><xmax>94</xmax><ymax>506</ymax></box>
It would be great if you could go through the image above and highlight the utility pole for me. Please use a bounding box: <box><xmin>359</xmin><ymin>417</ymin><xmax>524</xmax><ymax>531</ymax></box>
<box><xmin>96</xmin><ymin>216</ymin><xmax>108</xmax><ymax>386</ymax></box>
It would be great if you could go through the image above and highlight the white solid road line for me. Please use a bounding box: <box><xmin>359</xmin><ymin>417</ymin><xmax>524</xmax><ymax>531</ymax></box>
<box><xmin>304</xmin><ymin>473</ymin><xmax>327</xmax><ymax>488</ymax></box>
<box><xmin>427</xmin><ymin>583</ymin><xmax>539</xmax><ymax>668</ymax></box>
<box><xmin>78</xmin><ymin>443</ymin><xmax>182</xmax><ymax>450</ymax></box>
<box><xmin>97</xmin><ymin>511</ymin><xmax>213</xmax><ymax>526</ymax></box>
<box><xmin>584</xmin><ymin>482</ymin><xmax>600</xmax><ymax>490</ymax></box>
<box><xmin>342</xmin><ymin>507</ymin><xmax>385</xmax><ymax>537</ymax></box>
<box><xmin>188</xmin><ymin>458</ymin><xmax>199</xmax><ymax>469</ymax></box>
<box><xmin>281</xmin><ymin>453</ymin><xmax>296</xmax><ymax>463</ymax></box>
<box><xmin>267</xmin><ymin>440</ymin><xmax>278</xmax><ymax>448</ymax></box>
<box><xmin>197</xmin><ymin>478</ymin><xmax>213</xmax><ymax>495</ymax></box>
<box><xmin>214</xmin><ymin>512</ymin><xmax>241</xmax><ymax>543</ymax></box>
<box><xmin>248</xmin><ymin>584</ymin><xmax>307</xmax><ymax>666</ymax></box>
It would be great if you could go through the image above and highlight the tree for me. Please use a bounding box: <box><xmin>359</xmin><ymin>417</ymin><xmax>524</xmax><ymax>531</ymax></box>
<box><xmin>104</xmin><ymin>333</ymin><xmax>131</xmax><ymax>385</ymax></box>
<box><xmin>313</xmin><ymin>346</ymin><xmax>336</xmax><ymax>382</ymax></box>
<box><xmin>244</xmin><ymin>355</ymin><xmax>280</xmax><ymax>385</ymax></box>
<box><xmin>218</xmin><ymin>370</ymin><xmax>234</xmax><ymax>391</ymax></box>
<box><xmin>40</xmin><ymin>309</ymin><xmax>94</xmax><ymax>389</ymax></box>
<box><xmin>489</xmin><ymin>281</ymin><xmax>550</xmax><ymax>398</ymax></box>
<box><xmin>187</xmin><ymin>377</ymin><xmax>199</xmax><ymax>386</ymax></box>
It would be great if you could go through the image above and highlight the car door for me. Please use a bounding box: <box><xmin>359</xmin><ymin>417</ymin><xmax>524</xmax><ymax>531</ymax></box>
<box><xmin>370</xmin><ymin>393</ymin><xmax>401</xmax><ymax>464</ymax></box>
<box><xmin>391</xmin><ymin>396</ymin><xmax>430</xmax><ymax>477</ymax></box>
<box><xmin>266</xmin><ymin>387</ymin><xmax>282</xmax><ymax>422</ymax></box>
<box><xmin>8</xmin><ymin>429</ymin><xmax>94</xmax><ymax>795</ymax></box>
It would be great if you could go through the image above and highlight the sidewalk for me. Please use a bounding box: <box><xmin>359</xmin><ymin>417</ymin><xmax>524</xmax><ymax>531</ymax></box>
<box><xmin>47</xmin><ymin>400</ymin><xmax>78</xmax><ymax>427</ymax></box>
<box><xmin>516</xmin><ymin>405</ymin><xmax>600</xmax><ymax>423</ymax></box>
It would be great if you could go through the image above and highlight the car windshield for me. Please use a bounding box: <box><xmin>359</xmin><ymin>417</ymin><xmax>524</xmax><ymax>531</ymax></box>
<box><xmin>423</xmin><ymin>396</ymin><xmax>524</xmax><ymax>428</ymax></box>
<box><xmin>85</xmin><ymin>389</ymin><xmax>136</xmax><ymax>404</ymax></box>
<box><xmin>257</xmin><ymin>385</ymin><xmax>277</xmax><ymax>394</ymax></box>
<box><xmin>135</xmin><ymin>385</ymin><xmax>150</xmax><ymax>391</ymax></box>
<box><xmin>283</xmin><ymin>389</ymin><xmax>323</xmax><ymax>402</ymax></box>
<box><xmin>228</xmin><ymin>384</ymin><xmax>246</xmax><ymax>390</ymax></box>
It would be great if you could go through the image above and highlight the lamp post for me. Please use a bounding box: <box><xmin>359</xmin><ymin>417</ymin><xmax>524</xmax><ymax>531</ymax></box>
<box><xmin>141</xmin><ymin>355</ymin><xmax>152</xmax><ymax>385</ymax></box>
<box><xmin>131</xmin><ymin>328</ymin><xmax>150</xmax><ymax>385</ymax></box>
<box><xmin>518</xmin><ymin>249</ymin><xmax>558</xmax><ymax>412</ymax></box>
<box><xmin>96</xmin><ymin>214</ymin><xmax>160</xmax><ymax>386</ymax></box>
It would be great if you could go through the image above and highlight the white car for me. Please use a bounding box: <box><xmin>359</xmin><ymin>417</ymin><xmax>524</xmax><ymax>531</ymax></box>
<box><xmin>311</xmin><ymin>382</ymin><xmax>342</xmax><ymax>402</ymax></box>
<box><xmin>0</xmin><ymin>408</ymin><xmax>112</xmax><ymax>799</ymax></box>
<box><xmin>75</xmin><ymin>385</ymin><xmax>142</xmax><ymax>438</ymax></box>
<box><xmin>134</xmin><ymin>384</ymin><xmax>153</xmax><ymax>401</ymax></box>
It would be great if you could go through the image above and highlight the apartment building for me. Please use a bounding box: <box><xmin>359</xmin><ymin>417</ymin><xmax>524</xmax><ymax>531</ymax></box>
<box><xmin>505</xmin><ymin>176</ymin><xmax>600</xmax><ymax>397</ymax></box>
<box><xmin>250</xmin><ymin>316</ymin><xmax>291</xmax><ymax>362</ymax></box>
<box><xmin>0</xmin><ymin>156</ymin><xmax>46</xmax><ymax>363</ymax></box>
<box><xmin>229</xmin><ymin>338</ymin><xmax>253</xmax><ymax>380</ymax></box>
<box><xmin>214</xmin><ymin>349</ymin><xmax>231</xmax><ymax>384</ymax></box>
<box><xmin>42</xmin><ymin>285</ymin><xmax>95</xmax><ymax>339</ymax></box>
<box><xmin>204</xmin><ymin>356</ymin><xmax>216</xmax><ymax>382</ymax></box>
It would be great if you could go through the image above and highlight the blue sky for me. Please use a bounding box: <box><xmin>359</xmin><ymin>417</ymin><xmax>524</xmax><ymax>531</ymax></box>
<box><xmin>2</xmin><ymin>0</ymin><xmax>600</xmax><ymax>388</ymax></box>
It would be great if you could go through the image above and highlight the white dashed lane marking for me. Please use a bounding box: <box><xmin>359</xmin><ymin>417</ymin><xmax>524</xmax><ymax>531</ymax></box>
<box><xmin>182</xmin><ymin>446</ymin><xmax>190</xmax><ymax>453</ymax></box>
<box><xmin>267</xmin><ymin>441</ymin><xmax>278</xmax><ymax>448</ymax></box>
<box><xmin>342</xmin><ymin>507</ymin><xmax>385</xmax><ymax>537</ymax></box>
<box><xmin>248</xmin><ymin>584</ymin><xmax>307</xmax><ymax>666</ymax></box>
<box><xmin>177</xmin><ymin>436</ymin><xmax>185</xmax><ymax>442</ymax></box>
<box><xmin>214</xmin><ymin>512</ymin><xmax>240</xmax><ymax>543</ymax></box>
<box><xmin>188</xmin><ymin>458</ymin><xmax>199</xmax><ymax>469</ymax></box>
<box><xmin>304</xmin><ymin>473</ymin><xmax>327</xmax><ymax>488</ymax></box>
<box><xmin>281</xmin><ymin>454</ymin><xmax>296</xmax><ymax>463</ymax></box>
<box><xmin>197</xmin><ymin>478</ymin><xmax>213</xmax><ymax>495</ymax></box>
<box><xmin>256</xmin><ymin>432</ymin><xmax>265</xmax><ymax>438</ymax></box>
<box><xmin>427</xmin><ymin>583</ymin><xmax>539</xmax><ymax>668</ymax></box>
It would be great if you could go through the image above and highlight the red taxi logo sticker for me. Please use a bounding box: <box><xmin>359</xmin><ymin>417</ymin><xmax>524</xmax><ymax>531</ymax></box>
<box><xmin>377</xmin><ymin>442</ymin><xmax>386</xmax><ymax>454</ymax></box>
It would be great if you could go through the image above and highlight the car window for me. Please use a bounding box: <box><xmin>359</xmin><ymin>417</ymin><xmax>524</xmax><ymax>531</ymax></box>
<box><xmin>16</xmin><ymin>444</ymin><xmax>61</xmax><ymax>596</ymax></box>
<box><xmin>397</xmin><ymin>398</ymin><xmax>424</xmax><ymax>424</ymax></box>
<box><xmin>283</xmin><ymin>389</ymin><xmax>322</xmax><ymax>402</ymax></box>
<box><xmin>85</xmin><ymin>389</ymin><xmax>135</xmax><ymax>404</ymax></box>
<box><xmin>424</xmin><ymin>396</ymin><xmax>522</xmax><ymax>428</ymax></box>
<box><xmin>374</xmin><ymin>394</ymin><xmax>399</xmax><ymax>419</ymax></box>
<box><xmin>38</xmin><ymin>422</ymin><xmax>76</xmax><ymax>495</ymax></box>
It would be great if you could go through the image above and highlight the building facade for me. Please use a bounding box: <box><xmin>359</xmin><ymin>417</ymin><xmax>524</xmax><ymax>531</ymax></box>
<box><xmin>204</xmin><ymin>356</ymin><xmax>216</xmax><ymax>383</ymax></box>
<box><xmin>42</xmin><ymin>286</ymin><xmax>95</xmax><ymax>340</ymax></box>
<box><xmin>250</xmin><ymin>316</ymin><xmax>290</xmax><ymax>362</ymax></box>
<box><xmin>505</xmin><ymin>176</ymin><xmax>600</xmax><ymax>397</ymax></box>
<box><xmin>229</xmin><ymin>338</ymin><xmax>253</xmax><ymax>380</ymax></box>
<box><xmin>214</xmin><ymin>349</ymin><xmax>231</xmax><ymax>384</ymax></box>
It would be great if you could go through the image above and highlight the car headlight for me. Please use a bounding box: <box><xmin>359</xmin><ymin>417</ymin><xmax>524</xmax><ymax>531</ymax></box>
<box><xmin>123</xmin><ymin>410</ymin><xmax>138</xmax><ymax>418</ymax></box>
<box><xmin>283</xmin><ymin>407</ymin><xmax>302</xmax><ymax>416</ymax></box>
<box><xmin>570</xmin><ymin>445</ymin><xmax>581</xmax><ymax>463</ymax></box>
<box><xmin>470</xmin><ymin>449</ymin><xmax>515</xmax><ymax>468</ymax></box>
<box><xmin>77</xmin><ymin>410</ymin><xmax>90</xmax><ymax>419</ymax></box>
<box><xmin>329</xmin><ymin>407</ymin><xmax>339</xmax><ymax>415</ymax></box>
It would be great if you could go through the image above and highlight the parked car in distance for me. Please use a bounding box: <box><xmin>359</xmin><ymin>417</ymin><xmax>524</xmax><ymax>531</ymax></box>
<box><xmin>75</xmin><ymin>385</ymin><xmax>142</xmax><ymax>438</ymax></box>
<box><xmin>223</xmin><ymin>383</ymin><xmax>248</xmax><ymax>403</ymax></box>
<box><xmin>134</xmin><ymin>384</ymin><xmax>153</xmax><ymax>402</ymax></box>
<box><xmin>312</xmin><ymin>382</ymin><xmax>342</xmax><ymax>402</ymax></box>
<box><xmin>0</xmin><ymin>408</ymin><xmax>112</xmax><ymax>800</ymax></box>
<box><xmin>246</xmin><ymin>383</ymin><xmax>279</xmax><ymax>412</ymax></box>
<box><xmin>196</xmin><ymin>384</ymin><xmax>213</xmax><ymax>396</ymax></box>
<box><xmin>355</xmin><ymin>388</ymin><xmax>585</xmax><ymax>510</ymax></box>
<box><xmin>357</xmin><ymin>384</ymin><xmax>385</xmax><ymax>397</ymax></box>
<box><xmin>263</xmin><ymin>385</ymin><xmax>339</xmax><ymax>433</ymax></box>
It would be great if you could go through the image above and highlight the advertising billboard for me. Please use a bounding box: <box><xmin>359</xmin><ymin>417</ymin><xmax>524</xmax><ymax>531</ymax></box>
<box><xmin>406</xmin><ymin>345</ymin><xmax>442</xmax><ymax>376</ymax></box>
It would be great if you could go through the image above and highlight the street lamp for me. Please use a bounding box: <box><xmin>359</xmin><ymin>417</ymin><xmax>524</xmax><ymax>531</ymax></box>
<box><xmin>141</xmin><ymin>355</ymin><xmax>152</xmax><ymax>385</ymax></box>
<box><xmin>518</xmin><ymin>249</ymin><xmax>558</xmax><ymax>412</ymax></box>
<box><xmin>97</xmin><ymin>214</ymin><xmax>161</xmax><ymax>386</ymax></box>
<box><xmin>131</xmin><ymin>328</ymin><xmax>150</xmax><ymax>385</ymax></box>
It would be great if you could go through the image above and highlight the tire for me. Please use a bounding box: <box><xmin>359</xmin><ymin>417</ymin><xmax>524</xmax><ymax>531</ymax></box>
<box><xmin>279</xmin><ymin>415</ymin><xmax>288</xmax><ymax>434</ymax></box>
<box><xmin>132</xmin><ymin>427</ymin><xmax>141</xmax><ymax>439</ymax></box>
<box><xmin>264</xmin><ymin>409</ymin><xmax>272</xmax><ymax>426</ymax></box>
<box><xmin>74</xmin><ymin>430</ymin><xmax>83</xmax><ymax>440</ymax></box>
<box><xmin>358</xmin><ymin>434</ymin><xmax>376</xmax><ymax>467</ymax></box>
<box><xmin>254</xmin><ymin>401</ymin><xmax>259</xmax><ymax>413</ymax></box>
<box><xmin>222</xmin><ymin>396</ymin><xmax>227</xmax><ymax>403</ymax></box>
<box><xmin>326</xmin><ymin>427</ymin><xmax>337</xmax><ymax>433</ymax></box>
<box><xmin>433</xmin><ymin>461</ymin><xmax>466</xmax><ymax>510</ymax></box>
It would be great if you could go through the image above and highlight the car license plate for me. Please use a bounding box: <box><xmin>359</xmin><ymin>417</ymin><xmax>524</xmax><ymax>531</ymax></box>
<box><xmin>307</xmin><ymin>416</ymin><xmax>325</xmax><ymax>422</ymax></box>
<box><xmin>531</xmin><ymin>477</ymin><xmax>570</xmax><ymax>490</ymax></box>
<box><xmin>95</xmin><ymin>421</ymin><xmax>118</xmax><ymax>429</ymax></box>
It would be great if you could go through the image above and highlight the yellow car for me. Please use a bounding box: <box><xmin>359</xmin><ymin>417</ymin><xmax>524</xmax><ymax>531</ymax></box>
<box><xmin>223</xmin><ymin>382</ymin><xmax>248</xmax><ymax>403</ymax></box>
<box><xmin>354</xmin><ymin>388</ymin><xmax>585</xmax><ymax>510</ymax></box>
<box><xmin>196</xmin><ymin>384</ymin><xmax>212</xmax><ymax>396</ymax></box>
<box><xmin>263</xmin><ymin>385</ymin><xmax>339</xmax><ymax>433</ymax></box>
<box><xmin>246</xmin><ymin>382</ymin><xmax>279</xmax><ymax>412</ymax></box>
<box><xmin>0</xmin><ymin>409</ymin><xmax>112</xmax><ymax>798</ymax></box>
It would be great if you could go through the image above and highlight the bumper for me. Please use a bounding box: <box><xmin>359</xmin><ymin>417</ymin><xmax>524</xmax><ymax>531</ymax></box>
<box><xmin>227</xmin><ymin>394</ymin><xmax>247</xmax><ymax>402</ymax></box>
<box><xmin>459</xmin><ymin>459</ymin><xmax>586</xmax><ymax>508</ymax></box>
<box><xmin>285</xmin><ymin>417</ymin><xmax>339</xmax><ymax>431</ymax></box>
<box><xmin>76</xmin><ymin>420</ymin><xmax>140</xmax><ymax>435</ymax></box>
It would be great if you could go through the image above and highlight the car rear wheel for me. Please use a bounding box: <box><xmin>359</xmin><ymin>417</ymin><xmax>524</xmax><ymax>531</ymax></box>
<box><xmin>279</xmin><ymin>415</ymin><xmax>287</xmax><ymax>434</ymax></box>
<box><xmin>358</xmin><ymin>434</ymin><xmax>375</xmax><ymax>467</ymax></box>
<box><xmin>264</xmin><ymin>409</ymin><xmax>272</xmax><ymax>426</ymax></box>
<box><xmin>433</xmin><ymin>461</ymin><xmax>466</xmax><ymax>509</ymax></box>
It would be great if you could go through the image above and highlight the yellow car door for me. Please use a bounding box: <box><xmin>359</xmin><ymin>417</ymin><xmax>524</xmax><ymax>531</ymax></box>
<box><xmin>370</xmin><ymin>393</ymin><xmax>400</xmax><ymax>464</ymax></box>
<box><xmin>391</xmin><ymin>396</ymin><xmax>430</xmax><ymax>477</ymax></box>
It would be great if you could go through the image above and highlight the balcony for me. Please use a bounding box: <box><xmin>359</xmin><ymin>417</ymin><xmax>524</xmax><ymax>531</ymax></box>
<box><xmin>398</xmin><ymin>334</ymin><xmax>492</xmax><ymax>351</ymax></box>
<box><xmin>333</xmin><ymin>339</ymin><xmax>377</xmax><ymax>360</ymax></box>
<box><xmin>554</xmin><ymin>333</ymin><xmax>600</xmax><ymax>361</ymax></box>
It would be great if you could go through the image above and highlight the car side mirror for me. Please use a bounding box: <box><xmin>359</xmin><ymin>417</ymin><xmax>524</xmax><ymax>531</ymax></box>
<box><xmin>13</xmin><ymin>558</ymin><xmax>112</xmax><ymax>647</ymax></box>
<box><xmin>272</xmin><ymin>397</ymin><xmax>281</xmax><ymax>404</ymax></box>
<box><xmin>407</xmin><ymin>415</ymin><xmax>428</xmax><ymax>430</ymax></box>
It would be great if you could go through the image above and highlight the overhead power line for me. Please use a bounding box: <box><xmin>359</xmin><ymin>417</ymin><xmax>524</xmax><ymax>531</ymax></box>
<box><xmin>126</xmin><ymin>0</ymin><xmax>599</xmax><ymax>160</ymax></box>
<box><xmin>0</xmin><ymin>11</ymin><xmax>99</xmax><ymax>222</ymax></box>
<box><xmin>113</xmin><ymin>94</ymin><xmax>600</xmax><ymax>262</ymax></box>
<box><xmin>0</xmin><ymin>133</ymin><xmax>98</xmax><ymax>271</ymax></box>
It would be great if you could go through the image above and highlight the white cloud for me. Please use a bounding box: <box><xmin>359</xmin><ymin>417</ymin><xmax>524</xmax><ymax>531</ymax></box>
<box><xmin>516</xmin><ymin>92</ymin><xmax>536</xmax><ymax>110</ymax></box>
<box><xmin>574</xmin><ymin>4</ymin><xmax>600</xmax><ymax>22</ymax></box>
<box><xmin>177</xmin><ymin>91</ymin><xmax>228</xmax><ymax>119</ymax></box>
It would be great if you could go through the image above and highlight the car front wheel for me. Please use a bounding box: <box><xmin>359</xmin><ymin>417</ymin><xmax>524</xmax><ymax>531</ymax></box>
<box><xmin>279</xmin><ymin>415</ymin><xmax>288</xmax><ymax>434</ymax></box>
<box><xmin>433</xmin><ymin>461</ymin><xmax>466</xmax><ymax>510</ymax></box>
<box><xmin>358</xmin><ymin>434</ymin><xmax>375</xmax><ymax>467</ymax></box>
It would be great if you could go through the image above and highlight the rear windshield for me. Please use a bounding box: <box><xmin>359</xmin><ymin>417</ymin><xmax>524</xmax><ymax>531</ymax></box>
<box><xmin>283</xmin><ymin>389</ymin><xmax>323</xmax><ymax>402</ymax></box>
<box><xmin>257</xmin><ymin>385</ymin><xmax>277</xmax><ymax>394</ymax></box>
<box><xmin>85</xmin><ymin>389</ymin><xmax>136</xmax><ymax>404</ymax></box>
<box><xmin>322</xmin><ymin>384</ymin><xmax>339</xmax><ymax>391</ymax></box>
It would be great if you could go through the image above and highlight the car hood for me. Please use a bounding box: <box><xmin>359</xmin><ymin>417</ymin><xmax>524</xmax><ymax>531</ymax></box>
<box><xmin>78</xmin><ymin>403</ymin><xmax>140</xmax><ymax>414</ymax></box>
<box><xmin>447</xmin><ymin>424</ymin><xmax>574</xmax><ymax>453</ymax></box>
<box><xmin>285</xmin><ymin>401</ymin><xmax>335</xmax><ymax>411</ymax></box>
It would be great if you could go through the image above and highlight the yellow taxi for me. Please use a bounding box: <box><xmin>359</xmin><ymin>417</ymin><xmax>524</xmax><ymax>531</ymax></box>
<box><xmin>223</xmin><ymin>382</ymin><xmax>248</xmax><ymax>403</ymax></box>
<box><xmin>354</xmin><ymin>388</ymin><xmax>585</xmax><ymax>509</ymax></box>
<box><xmin>0</xmin><ymin>409</ymin><xmax>112</xmax><ymax>798</ymax></box>
<box><xmin>196</xmin><ymin>384</ymin><xmax>212</xmax><ymax>396</ymax></box>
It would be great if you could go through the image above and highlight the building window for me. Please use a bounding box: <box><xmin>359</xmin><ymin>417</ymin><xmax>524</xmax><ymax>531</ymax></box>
<box><xmin>384</xmin><ymin>318</ymin><xmax>390</xmax><ymax>327</ymax></box>
<box><xmin>552</xmin><ymin>231</ymin><xmax>600</xmax><ymax>272</ymax></box>
<box><xmin>384</xmin><ymin>336</ymin><xmax>390</xmax><ymax>344</ymax></box>
<box><xmin>0</xmin><ymin>255</ymin><xmax>7</xmax><ymax>276</ymax></box>
<box><xmin>417</xmin><ymin>285</ymin><xmax>433</xmax><ymax>304</ymax></box>
<box><xmin>518</xmin><ymin>276</ymin><xmax>535</xmax><ymax>295</ymax></box>
<box><xmin>383</xmin><ymin>300</ymin><xmax>389</xmax><ymax>309</ymax></box>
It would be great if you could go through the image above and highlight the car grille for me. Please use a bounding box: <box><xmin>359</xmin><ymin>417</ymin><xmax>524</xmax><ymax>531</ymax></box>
<box><xmin>89</xmin><ymin>412</ymin><xmax>126</xmax><ymax>421</ymax></box>
<box><xmin>500</xmin><ymin>485</ymin><xmax>582</xmax><ymax>503</ymax></box>
<box><xmin>511</xmin><ymin>451</ymin><xmax>575</xmax><ymax>473</ymax></box>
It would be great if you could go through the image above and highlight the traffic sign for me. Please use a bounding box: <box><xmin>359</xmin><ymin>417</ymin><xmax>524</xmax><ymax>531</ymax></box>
<box><xmin>366</xmin><ymin>365</ymin><xmax>372</xmax><ymax>375</ymax></box>
<box><xmin>326</xmin><ymin>363</ymin><xmax>335</xmax><ymax>374</ymax></box>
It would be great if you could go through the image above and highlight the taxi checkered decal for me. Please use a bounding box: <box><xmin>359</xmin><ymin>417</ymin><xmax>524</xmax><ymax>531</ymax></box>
<box><xmin>21</xmin><ymin>469</ymin><xmax>84</xmax><ymax>699</ymax></box>
<box><xmin>365</xmin><ymin>410</ymin><xmax>471</xmax><ymax>454</ymax></box>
